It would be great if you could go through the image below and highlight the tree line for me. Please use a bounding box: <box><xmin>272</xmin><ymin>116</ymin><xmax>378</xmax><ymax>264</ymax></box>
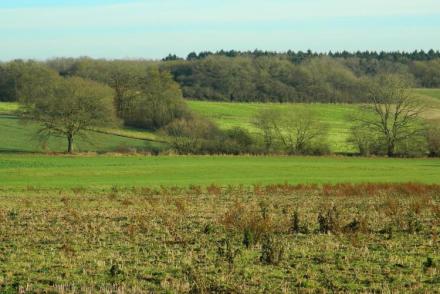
<box><xmin>1</xmin><ymin>50</ymin><xmax>440</xmax><ymax>103</ymax></box>
<box><xmin>165</xmin><ymin>49</ymin><xmax>440</xmax><ymax>63</ymax></box>
<box><xmin>0</xmin><ymin>57</ymin><xmax>439</xmax><ymax>156</ymax></box>
<box><xmin>162</xmin><ymin>53</ymin><xmax>440</xmax><ymax>102</ymax></box>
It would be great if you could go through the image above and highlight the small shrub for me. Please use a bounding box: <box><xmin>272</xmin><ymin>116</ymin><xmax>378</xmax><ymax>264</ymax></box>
<box><xmin>426</xmin><ymin>120</ymin><xmax>440</xmax><ymax>157</ymax></box>
<box><xmin>217</xmin><ymin>236</ymin><xmax>241</xmax><ymax>269</ymax></box>
<box><xmin>347</xmin><ymin>125</ymin><xmax>383</xmax><ymax>156</ymax></box>
<box><xmin>109</xmin><ymin>264</ymin><xmax>123</xmax><ymax>278</ymax></box>
<box><xmin>221</xmin><ymin>202</ymin><xmax>273</xmax><ymax>244</ymax></box>
<box><xmin>7</xmin><ymin>209</ymin><xmax>18</xmax><ymax>221</ymax></box>
<box><xmin>406</xmin><ymin>211</ymin><xmax>423</xmax><ymax>233</ymax></box>
<box><xmin>317</xmin><ymin>206</ymin><xmax>340</xmax><ymax>234</ymax></box>
<box><xmin>291</xmin><ymin>211</ymin><xmax>300</xmax><ymax>233</ymax></box>
<box><xmin>259</xmin><ymin>201</ymin><xmax>270</xmax><ymax>220</ymax></box>
<box><xmin>226</xmin><ymin>127</ymin><xmax>253</xmax><ymax>146</ymax></box>
<box><xmin>380</xmin><ymin>224</ymin><xmax>393</xmax><ymax>240</ymax></box>
<box><xmin>318</xmin><ymin>213</ymin><xmax>328</xmax><ymax>233</ymax></box>
<box><xmin>243</xmin><ymin>227</ymin><xmax>255</xmax><ymax>248</ymax></box>
<box><xmin>290</xmin><ymin>211</ymin><xmax>309</xmax><ymax>234</ymax></box>
<box><xmin>343</xmin><ymin>218</ymin><xmax>360</xmax><ymax>233</ymax></box>
<box><xmin>260</xmin><ymin>234</ymin><xmax>285</xmax><ymax>265</ymax></box>
<box><xmin>203</xmin><ymin>223</ymin><xmax>214</xmax><ymax>234</ymax></box>
<box><xmin>423</xmin><ymin>257</ymin><xmax>435</xmax><ymax>272</ymax></box>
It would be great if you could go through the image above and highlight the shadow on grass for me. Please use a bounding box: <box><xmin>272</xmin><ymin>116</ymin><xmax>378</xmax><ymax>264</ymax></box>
<box><xmin>0</xmin><ymin>148</ymin><xmax>41</xmax><ymax>154</ymax></box>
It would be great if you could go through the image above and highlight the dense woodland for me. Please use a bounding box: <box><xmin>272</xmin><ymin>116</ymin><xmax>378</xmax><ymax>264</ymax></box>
<box><xmin>0</xmin><ymin>51</ymin><xmax>439</xmax><ymax>157</ymax></box>
<box><xmin>1</xmin><ymin>50</ymin><xmax>440</xmax><ymax>103</ymax></box>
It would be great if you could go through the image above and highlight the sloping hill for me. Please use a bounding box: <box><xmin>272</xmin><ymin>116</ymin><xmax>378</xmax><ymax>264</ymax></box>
<box><xmin>413</xmin><ymin>88</ymin><xmax>440</xmax><ymax>101</ymax></box>
<box><xmin>1</xmin><ymin>88</ymin><xmax>439</xmax><ymax>153</ymax></box>
<box><xmin>0</xmin><ymin>104</ymin><xmax>166</xmax><ymax>153</ymax></box>
<box><xmin>188</xmin><ymin>101</ymin><xmax>358</xmax><ymax>152</ymax></box>
<box><xmin>188</xmin><ymin>89</ymin><xmax>440</xmax><ymax>152</ymax></box>
<box><xmin>413</xmin><ymin>88</ymin><xmax>440</xmax><ymax>120</ymax></box>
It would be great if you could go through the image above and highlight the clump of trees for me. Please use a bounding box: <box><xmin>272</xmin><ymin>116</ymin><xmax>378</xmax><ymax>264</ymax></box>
<box><xmin>161</xmin><ymin>106</ymin><xmax>331</xmax><ymax>156</ymax></box>
<box><xmin>410</xmin><ymin>60</ymin><xmax>440</xmax><ymax>88</ymax></box>
<box><xmin>0</xmin><ymin>60</ymin><xmax>59</xmax><ymax>103</ymax></box>
<box><xmin>162</xmin><ymin>115</ymin><xmax>256</xmax><ymax>155</ymax></box>
<box><xmin>7</xmin><ymin>60</ymin><xmax>192</xmax><ymax>153</ymax></box>
<box><xmin>252</xmin><ymin>108</ymin><xmax>330</xmax><ymax>155</ymax></box>
<box><xmin>348</xmin><ymin>75</ymin><xmax>427</xmax><ymax>157</ymax></box>
<box><xmin>52</xmin><ymin>58</ymin><xmax>190</xmax><ymax>131</ymax></box>
<box><xmin>123</xmin><ymin>68</ymin><xmax>190</xmax><ymax>130</ymax></box>
<box><xmin>3</xmin><ymin>51</ymin><xmax>440</xmax><ymax>104</ymax></box>
<box><xmin>162</xmin><ymin>56</ymin><xmax>368</xmax><ymax>103</ymax></box>
<box><xmin>426</xmin><ymin>120</ymin><xmax>440</xmax><ymax>157</ymax></box>
<box><xmin>160</xmin><ymin>50</ymin><xmax>440</xmax><ymax>102</ymax></box>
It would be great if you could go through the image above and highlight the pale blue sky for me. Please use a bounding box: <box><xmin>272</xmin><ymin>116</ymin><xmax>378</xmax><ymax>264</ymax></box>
<box><xmin>1</xmin><ymin>0</ymin><xmax>440</xmax><ymax>60</ymax></box>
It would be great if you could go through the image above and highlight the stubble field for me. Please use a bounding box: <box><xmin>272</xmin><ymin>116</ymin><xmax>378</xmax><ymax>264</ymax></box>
<box><xmin>0</xmin><ymin>184</ymin><xmax>438</xmax><ymax>292</ymax></box>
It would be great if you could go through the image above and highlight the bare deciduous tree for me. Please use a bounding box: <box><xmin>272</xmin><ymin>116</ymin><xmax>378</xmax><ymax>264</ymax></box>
<box><xmin>276</xmin><ymin>109</ymin><xmax>329</xmax><ymax>154</ymax></box>
<box><xmin>355</xmin><ymin>75</ymin><xmax>425</xmax><ymax>157</ymax></box>
<box><xmin>426</xmin><ymin>120</ymin><xmax>440</xmax><ymax>157</ymax></box>
<box><xmin>252</xmin><ymin>109</ymin><xmax>280</xmax><ymax>151</ymax></box>
<box><xmin>253</xmin><ymin>108</ymin><xmax>329</xmax><ymax>154</ymax></box>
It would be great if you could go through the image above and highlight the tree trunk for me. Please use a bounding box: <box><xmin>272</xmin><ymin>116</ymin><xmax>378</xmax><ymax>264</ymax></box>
<box><xmin>67</xmin><ymin>135</ymin><xmax>74</xmax><ymax>153</ymax></box>
<box><xmin>387</xmin><ymin>142</ymin><xmax>395</xmax><ymax>157</ymax></box>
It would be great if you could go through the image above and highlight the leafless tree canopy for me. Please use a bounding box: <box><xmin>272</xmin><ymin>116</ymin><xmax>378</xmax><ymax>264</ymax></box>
<box><xmin>354</xmin><ymin>75</ymin><xmax>425</xmax><ymax>156</ymax></box>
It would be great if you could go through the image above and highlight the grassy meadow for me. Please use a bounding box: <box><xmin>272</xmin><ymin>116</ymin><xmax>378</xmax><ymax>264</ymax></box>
<box><xmin>414</xmin><ymin>88</ymin><xmax>440</xmax><ymax>101</ymax></box>
<box><xmin>188</xmin><ymin>89</ymin><xmax>440</xmax><ymax>152</ymax></box>
<box><xmin>1</xmin><ymin>155</ymin><xmax>440</xmax><ymax>190</ymax></box>
<box><xmin>0</xmin><ymin>116</ymin><xmax>164</xmax><ymax>153</ymax></box>
<box><xmin>0</xmin><ymin>102</ymin><xmax>18</xmax><ymax>115</ymax></box>
<box><xmin>1</xmin><ymin>101</ymin><xmax>359</xmax><ymax>153</ymax></box>
<box><xmin>188</xmin><ymin>101</ymin><xmax>358</xmax><ymax>152</ymax></box>
<box><xmin>0</xmin><ymin>103</ymin><xmax>164</xmax><ymax>153</ymax></box>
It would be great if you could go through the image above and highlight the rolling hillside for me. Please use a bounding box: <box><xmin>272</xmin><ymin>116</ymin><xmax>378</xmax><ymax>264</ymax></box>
<box><xmin>188</xmin><ymin>101</ymin><xmax>358</xmax><ymax>152</ymax></box>
<box><xmin>188</xmin><ymin>89</ymin><xmax>440</xmax><ymax>152</ymax></box>
<box><xmin>413</xmin><ymin>88</ymin><xmax>440</xmax><ymax>120</ymax></box>
<box><xmin>0</xmin><ymin>104</ymin><xmax>165</xmax><ymax>153</ymax></box>
<box><xmin>1</xmin><ymin>88</ymin><xmax>439</xmax><ymax>153</ymax></box>
<box><xmin>414</xmin><ymin>88</ymin><xmax>440</xmax><ymax>100</ymax></box>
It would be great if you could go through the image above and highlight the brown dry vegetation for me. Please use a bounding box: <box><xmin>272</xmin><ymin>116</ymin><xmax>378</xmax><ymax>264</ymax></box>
<box><xmin>0</xmin><ymin>183</ymin><xmax>439</xmax><ymax>292</ymax></box>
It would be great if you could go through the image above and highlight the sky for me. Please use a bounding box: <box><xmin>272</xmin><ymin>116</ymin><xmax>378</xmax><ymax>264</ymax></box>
<box><xmin>1</xmin><ymin>0</ymin><xmax>440</xmax><ymax>60</ymax></box>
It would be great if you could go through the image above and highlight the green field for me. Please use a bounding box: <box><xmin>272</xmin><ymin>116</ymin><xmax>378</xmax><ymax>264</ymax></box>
<box><xmin>0</xmin><ymin>101</ymin><xmax>359</xmax><ymax>153</ymax></box>
<box><xmin>0</xmin><ymin>155</ymin><xmax>439</xmax><ymax>189</ymax></box>
<box><xmin>188</xmin><ymin>89</ymin><xmax>440</xmax><ymax>151</ymax></box>
<box><xmin>188</xmin><ymin>101</ymin><xmax>359</xmax><ymax>152</ymax></box>
<box><xmin>413</xmin><ymin>88</ymin><xmax>440</xmax><ymax>120</ymax></box>
<box><xmin>0</xmin><ymin>115</ymin><xmax>164</xmax><ymax>153</ymax></box>
<box><xmin>0</xmin><ymin>103</ymin><xmax>164</xmax><ymax>153</ymax></box>
<box><xmin>0</xmin><ymin>102</ymin><xmax>18</xmax><ymax>115</ymax></box>
<box><xmin>414</xmin><ymin>88</ymin><xmax>440</xmax><ymax>101</ymax></box>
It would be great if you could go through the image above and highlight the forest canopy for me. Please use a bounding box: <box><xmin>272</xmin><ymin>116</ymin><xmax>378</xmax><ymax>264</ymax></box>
<box><xmin>1</xmin><ymin>50</ymin><xmax>440</xmax><ymax>103</ymax></box>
